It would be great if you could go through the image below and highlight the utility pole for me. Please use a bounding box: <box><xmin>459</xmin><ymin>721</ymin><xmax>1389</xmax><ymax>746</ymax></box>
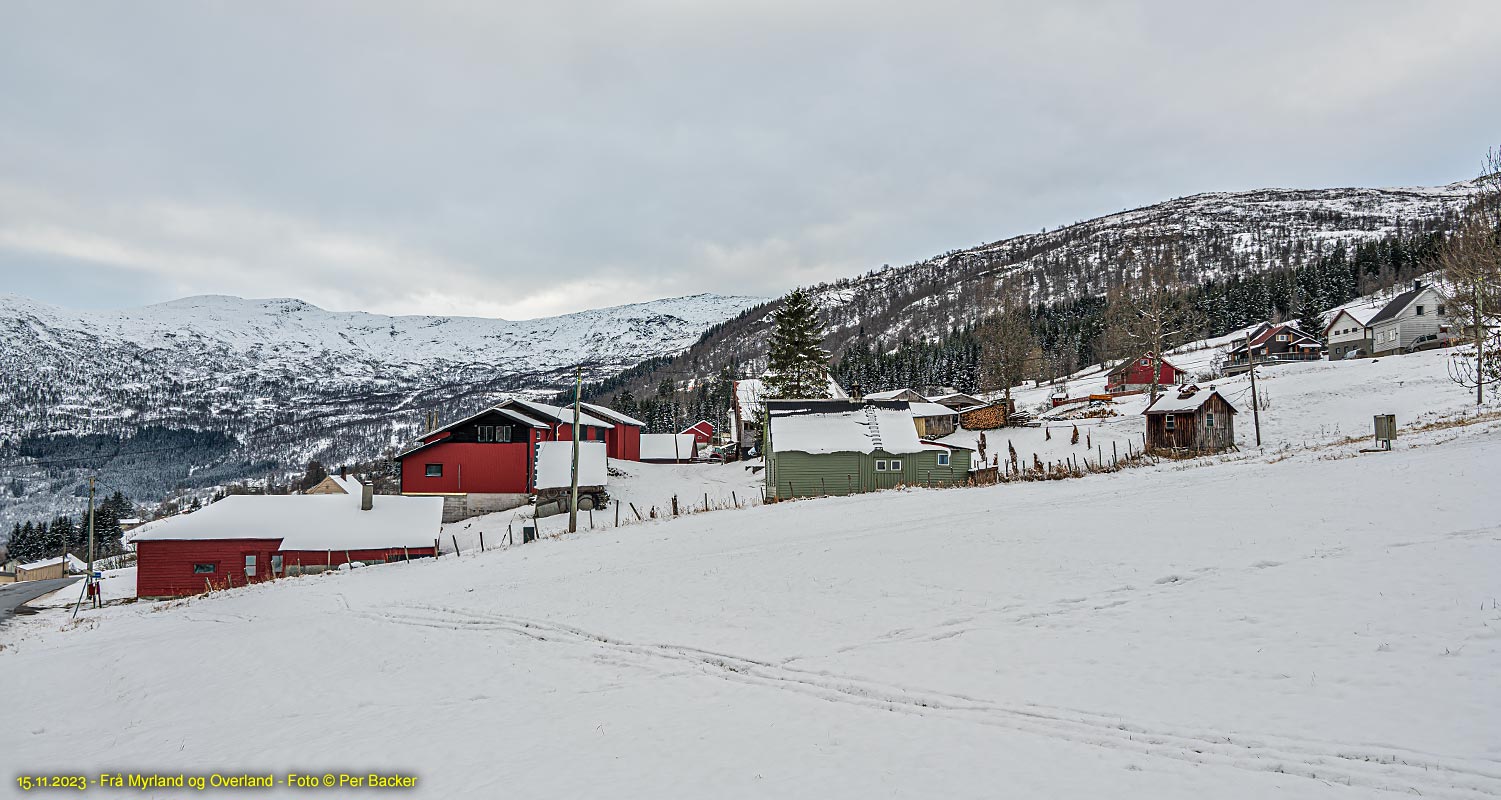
<box><xmin>74</xmin><ymin>476</ymin><xmax>97</xmax><ymax>619</ymax></box>
<box><xmin>568</xmin><ymin>366</ymin><xmax>582</xmax><ymax>534</ymax></box>
<box><xmin>1243</xmin><ymin>332</ymin><xmax>1262</xmax><ymax>446</ymax></box>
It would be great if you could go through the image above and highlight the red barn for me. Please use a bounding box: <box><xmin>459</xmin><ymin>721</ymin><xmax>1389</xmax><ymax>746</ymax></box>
<box><xmin>396</xmin><ymin>398</ymin><xmax>641</xmax><ymax>520</ymax></box>
<box><xmin>130</xmin><ymin>483</ymin><xmax>442</xmax><ymax>599</ymax></box>
<box><xmin>680</xmin><ymin>420</ymin><xmax>714</xmax><ymax>445</ymax></box>
<box><xmin>1105</xmin><ymin>353</ymin><xmax>1187</xmax><ymax>394</ymax></box>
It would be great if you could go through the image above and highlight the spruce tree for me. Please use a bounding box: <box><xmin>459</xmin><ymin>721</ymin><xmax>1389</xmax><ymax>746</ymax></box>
<box><xmin>764</xmin><ymin>289</ymin><xmax>830</xmax><ymax>399</ymax></box>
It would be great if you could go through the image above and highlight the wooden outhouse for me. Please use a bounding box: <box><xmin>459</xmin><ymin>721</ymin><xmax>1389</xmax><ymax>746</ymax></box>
<box><xmin>1143</xmin><ymin>385</ymin><xmax>1237</xmax><ymax>456</ymax></box>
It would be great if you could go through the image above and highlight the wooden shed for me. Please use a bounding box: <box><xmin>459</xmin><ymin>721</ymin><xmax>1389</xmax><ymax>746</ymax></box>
<box><xmin>1143</xmin><ymin>385</ymin><xmax>1237</xmax><ymax>456</ymax></box>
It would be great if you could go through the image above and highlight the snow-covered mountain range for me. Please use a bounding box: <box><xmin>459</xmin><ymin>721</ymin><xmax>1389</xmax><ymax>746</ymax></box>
<box><xmin>0</xmin><ymin>292</ymin><xmax>761</xmax><ymax>526</ymax></box>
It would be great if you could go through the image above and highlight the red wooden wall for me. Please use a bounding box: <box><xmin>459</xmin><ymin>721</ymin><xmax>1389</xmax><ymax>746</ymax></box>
<box><xmin>400</xmin><ymin>441</ymin><xmax>534</xmax><ymax>494</ymax></box>
<box><xmin>136</xmin><ymin>538</ymin><xmax>282</xmax><ymax>598</ymax></box>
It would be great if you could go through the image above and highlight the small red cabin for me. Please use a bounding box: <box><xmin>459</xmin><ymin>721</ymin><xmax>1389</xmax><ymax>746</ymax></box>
<box><xmin>1106</xmin><ymin>354</ymin><xmax>1186</xmax><ymax>394</ymax></box>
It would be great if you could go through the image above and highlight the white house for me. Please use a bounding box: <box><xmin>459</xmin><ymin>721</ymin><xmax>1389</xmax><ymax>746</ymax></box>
<box><xmin>1366</xmin><ymin>281</ymin><xmax>1452</xmax><ymax>356</ymax></box>
<box><xmin>1322</xmin><ymin>304</ymin><xmax>1382</xmax><ymax>360</ymax></box>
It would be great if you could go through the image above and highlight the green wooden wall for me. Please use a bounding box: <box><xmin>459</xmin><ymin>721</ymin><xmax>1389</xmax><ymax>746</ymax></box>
<box><xmin>766</xmin><ymin>447</ymin><xmax>972</xmax><ymax>499</ymax></box>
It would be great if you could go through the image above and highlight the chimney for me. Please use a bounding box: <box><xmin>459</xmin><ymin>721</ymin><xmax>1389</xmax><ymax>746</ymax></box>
<box><xmin>1413</xmin><ymin>280</ymin><xmax>1423</xmax><ymax>291</ymax></box>
<box><xmin>339</xmin><ymin>466</ymin><xmax>347</xmax><ymax>480</ymax></box>
<box><xmin>360</xmin><ymin>482</ymin><xmax>374</xmax><ymax>511</ymax></box>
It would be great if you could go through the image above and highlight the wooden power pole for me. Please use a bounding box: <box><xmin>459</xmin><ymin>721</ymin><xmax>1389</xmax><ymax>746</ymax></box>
<box><xmin>1243</xmin><ymin>332</ymin><xmax>1262</xmax><ymax>446</ymax></box>
<box><xmin>568</xmin><ymin>366</ymin><xmax>582</xmax><ymax>534</ymax></box>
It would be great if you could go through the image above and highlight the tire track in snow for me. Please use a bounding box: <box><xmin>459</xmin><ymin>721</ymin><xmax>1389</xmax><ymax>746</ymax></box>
<box><xmin>358</xmin><ymin>602</ymin><xmax>1501</xmax><ymax>799</ymax></box>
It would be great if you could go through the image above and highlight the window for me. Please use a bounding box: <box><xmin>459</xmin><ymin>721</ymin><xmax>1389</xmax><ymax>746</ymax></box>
<box><xmin>425</xmin><ymin>463</ymin><xmax>443</xmax><ymax>477</ymax></box>
<box><xmin>1415</xmin><ymin>305</ymin><xmax>1425</xmax><ymax>316</ymax></box>
<box><xmin>244</xmin><ymin>554</ymin><xmax>257</xmax><ymax>577</ymax></box>
<box><xmin>192</xmin><ymin>563</ymin><xmax>217</xmax><ymax>574</ymax></box>
<box><xmin>1205</xmin><ymin>412</ymin><xmax>1215</xmax><ymax>428</ymax></box>
<box><xmin>477</xmin><ymin>425</ymin><xmax>494</xmax><ymax>442</ymax></box>
<box><xmin>1164</xmin><ymin>414</ymin><xmax>1176</xmax><ymax>431</ymax></box>
<box><xmin>498</xmin><ymin>425</ymin><xmax>513</xmax><ymax>443</ymax></box>
<box><xmin>271</xmin><ymin>555</ymin><xmax>283</xmax><ymax>575</ymax></box>
<box><xmin>1140</xmin><ymin>358</ymin><xmax>1150</xmax><ymax>366</ymax></box>
<box><xmin>1276</xmin><ymin>334</ymin><xmax>1289</xmax><ymax>342</ymax></box>
<box><xmin>936</xmin><ymin>451</ymin><xmax>950</xmax><ymax>466</ymax></box>
<box><xmin>874</xmin><ymin>459</ymin><xmax>887</xmax><ymax>472</ymax></box>
<box><xmin>889</xmin><ymin>459</ymin><xmax>902</xmax><ymax>472</ymax></box>
<box><xmin>1437</xmin><ymin>305</ymin><xmax>1446</xmax><ymax>316</ymax></box>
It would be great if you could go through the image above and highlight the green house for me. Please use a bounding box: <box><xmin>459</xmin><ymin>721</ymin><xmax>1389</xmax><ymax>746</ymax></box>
<box><xmin>764</xmin><ymin>400</ymin><xmax>974</xmax><ymax>500</ymax></box>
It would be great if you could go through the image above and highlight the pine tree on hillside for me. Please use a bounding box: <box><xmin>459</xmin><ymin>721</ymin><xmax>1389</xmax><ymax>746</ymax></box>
<box><xmin>51</xmin><ymin>515</ymin><xmax>78</xmax><ymax>558</ymax></box>
<box><xmin>764</xmin><ymin>289</ymin><xmax>830</xmax><ymax>399</ymax></box>
<box><xmin>298</xmin><ymin>460</ymin><xmax>328</xmax><ymax>493</ymax></box>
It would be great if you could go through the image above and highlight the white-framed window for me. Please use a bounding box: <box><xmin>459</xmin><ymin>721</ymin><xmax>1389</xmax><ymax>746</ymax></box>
<box><xmin>271</xmin><ymin>555</ymin><xmax>284</xmax><ymax>575</ymax></box>
<box><xmin>937</xmin><ymin>451</ymin><xmax>950</xmax><ymax>466</ymax></box>
<box><xmin>1276</xmin><ymin>334</ymin><xmax>1289</xmax><ymax>342</ymax></box>
<box><xmin>1140</xmin><ymin>358</ymin><xmax>1150</xmax><ymax>366</ymax></box>
<box><xmin>477</xmin><ymin>425</ymin><xmax>494</xmax><ymax>442</ymax></box>
<box><xmin>244</xmin><ymin>554</ymin><xmax>257</xmax><ymax>577</ymax></box>
<box><xmin>1205</xmin><ymin>412</ymin><xmax>1215</xmax><ymax>428</ymax></box>
<box><xmin>1164</xmin><ymin>414</ymin><xmax>1176</xmax><ymax>431</ymax></box>
<box><xmin>498</xmin><ymin>425</ymin><xmax>513</xmax><ymax>443</ymax></box>
<box><xmin>874</xmin><ymin>459</ymin><xmax>887</xmax><ymax>472</ymax></box>
<box><xmin>889</xmin><ymin>459</ymin><xmax>903</xmax><ymax>472</ymax></box>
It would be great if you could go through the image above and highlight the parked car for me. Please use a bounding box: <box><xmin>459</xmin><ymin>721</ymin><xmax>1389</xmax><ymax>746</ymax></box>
<box><xmin>1341</xmin><ymin>348</ymin><xmax>1367</xmax><ymax>360</ymax></box>
<box><xmin>1405</xmin><ymin>334</ymin><xmax>1441</xmax><ymax>353</ymax></box>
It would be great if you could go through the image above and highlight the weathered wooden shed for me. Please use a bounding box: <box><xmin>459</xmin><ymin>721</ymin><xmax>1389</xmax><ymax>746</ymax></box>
<box><xmin>764</xmin><ymin>400</ymin><xmax>973</xmax><ymax>499</ymax></box>
<box><xmin>1143</xmin><ymin>385</ymin><xmax>1237</xmax><ymax>456</ymax></box>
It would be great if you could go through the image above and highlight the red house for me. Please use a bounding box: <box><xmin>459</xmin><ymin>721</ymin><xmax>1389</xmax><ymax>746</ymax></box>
<box><xmin>130</xmin><ymin>482</ymin><xmax>442</xmax><ymax>599</ymax></box>
<box><xmin>396</xmin><ymin>398</ymin><xmax>641</xmax><ymax>520</ymax></box>
<box><xmin>1105</xmin><ymin>354</ymin><xmax>1186</xmax><ymax>394</ymax></box>
<box><xmin>680</xmin><ymin>420</ymin><xmax>714</xmax><ymax>445</ymax></box>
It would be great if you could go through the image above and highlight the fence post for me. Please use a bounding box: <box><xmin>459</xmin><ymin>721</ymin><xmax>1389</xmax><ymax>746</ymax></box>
<box><xmin>452</xmin><ymin>535</ymin><xmax>460</xmax><ymax>556</ymax></box>
<box><xmin>479</xmin><ymin>531</ymin><xmax>485</xmax><ymax>552</ymax></box>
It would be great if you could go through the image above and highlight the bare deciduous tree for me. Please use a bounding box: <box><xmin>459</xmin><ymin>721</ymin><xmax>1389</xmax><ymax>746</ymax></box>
<box><xmin>979</xmin><ymin>298</ymin><xmax>1041</xmax><ymax>411</ymax></box>
<box><xmin>1105</xmin><ymin>254</ymin><xmax>1204</xmax><ymax>402</ymax></box>
<box><xmin>1442</xmin><ymin>147</ymin><xmax>1501</xmax><ymax>405</ymax></box>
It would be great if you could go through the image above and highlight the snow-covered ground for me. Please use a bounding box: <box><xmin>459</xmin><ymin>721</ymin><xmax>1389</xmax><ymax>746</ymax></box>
<box><xmin>3</xmin><ymin>346</ymin><xmax>1497</xmax><ymax>799</ymax></box>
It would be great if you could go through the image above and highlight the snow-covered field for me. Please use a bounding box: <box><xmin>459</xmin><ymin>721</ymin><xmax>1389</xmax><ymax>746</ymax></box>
<box><xmin>3</xmin><ymin>349</ymin><xmax>1497</xmax><ymax>799</ymax></box>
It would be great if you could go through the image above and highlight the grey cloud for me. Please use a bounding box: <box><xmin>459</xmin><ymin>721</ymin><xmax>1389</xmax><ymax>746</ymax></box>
<box><xmin>1</xmin><ymin>1</ymin><xmax>1497</xmax><ymax>318</ymax></box>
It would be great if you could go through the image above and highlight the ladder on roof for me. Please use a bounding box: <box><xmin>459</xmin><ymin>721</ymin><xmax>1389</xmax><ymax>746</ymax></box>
<box><xmin>864</xmin><ymin>406</ymin><xmax>884</xmax><ymax>450</ymax></box>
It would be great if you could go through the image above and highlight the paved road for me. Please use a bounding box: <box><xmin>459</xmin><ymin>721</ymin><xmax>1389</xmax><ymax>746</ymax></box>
<box><xmin>0</xmin><ymin>577</ymin><xmax>80</xmax><ymax>626</ymax></box>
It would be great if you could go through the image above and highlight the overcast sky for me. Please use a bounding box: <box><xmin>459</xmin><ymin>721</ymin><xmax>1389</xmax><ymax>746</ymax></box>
<box><xmin>2</xmin><ymin>1</ymin><xmax>1498</xmax><ymax>320</ymax></box>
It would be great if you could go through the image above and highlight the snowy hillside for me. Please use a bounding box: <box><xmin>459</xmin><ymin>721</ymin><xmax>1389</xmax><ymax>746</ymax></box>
<box><xmin>0</xmin><ymin>292</ymin><xmax>761</xmax><ymax>525</ymax></box>
<box><xmin>4</xmin><ymin>346</ymin><xmax>1497</xmax><ymax>799</ymax></box>
<box><xmin>609</xmin><ymin>178</ymin><xmax>1483</xmax><ymax>395</ymax></box>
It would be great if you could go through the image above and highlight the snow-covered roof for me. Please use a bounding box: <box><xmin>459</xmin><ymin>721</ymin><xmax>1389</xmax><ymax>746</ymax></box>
<box><xmin>130</xmin><ymin>493</ymin><xmax>443</xmax><ymax>551</ymax></box>
<box><xmin>930</xmin><ymin>392</ymin><xmax>983</xmax><ymax>406</ymax></box>
<box><xmin>329</xmin><ymin>475</ymin><xmax>363</xmax><ymax>495</ymax></box>
<box><xmin>17</xmin><ymin>554</ymin><xmax>88</xmax><ymax>572</ymax></box>
<box><xmin>864</xmin><ymin>388</ymin><xmax>925</xmax><ymax>401</ymax></box>
<box><xmin>908</xmin><ymin>401</ymin><xmax>959</xmax><ymax>418</ymax></box>
<box><xmin>580</xmin><ymin>402</ymin><xmax>645</xmax><ymax>428</ymax></box>
<box><xmin>1144</xmin><ymin>386</ymin><xmax>1238</xmax><ymax>414</ymax></box>
<box><xmin>769</xmin><ymin>404</ymin><xmax>926</xmax><ymax>455</ymax></box>
<box><xmin>534</xmin><ymin>441</ymin><xmax>608</xmax><ymax>489</ymax></box>
<box><xmin>505</xmin><ymin>398</ymin><xmax>615</xmax><ymax>429</ymax></box>
<box><xmin>640</xmin><ymin>433</ymin><xmax>698</xmax><ymax>461</ymax></box>
<box><xmin>1368</xmin><ymin>283</ymin><xmax>1443</xmax><ymax>327</ymax></box>
<box><xmin>734</xmin><ymin>379</ymin><xmax>765</xmax><ymax>418</ymax></box>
